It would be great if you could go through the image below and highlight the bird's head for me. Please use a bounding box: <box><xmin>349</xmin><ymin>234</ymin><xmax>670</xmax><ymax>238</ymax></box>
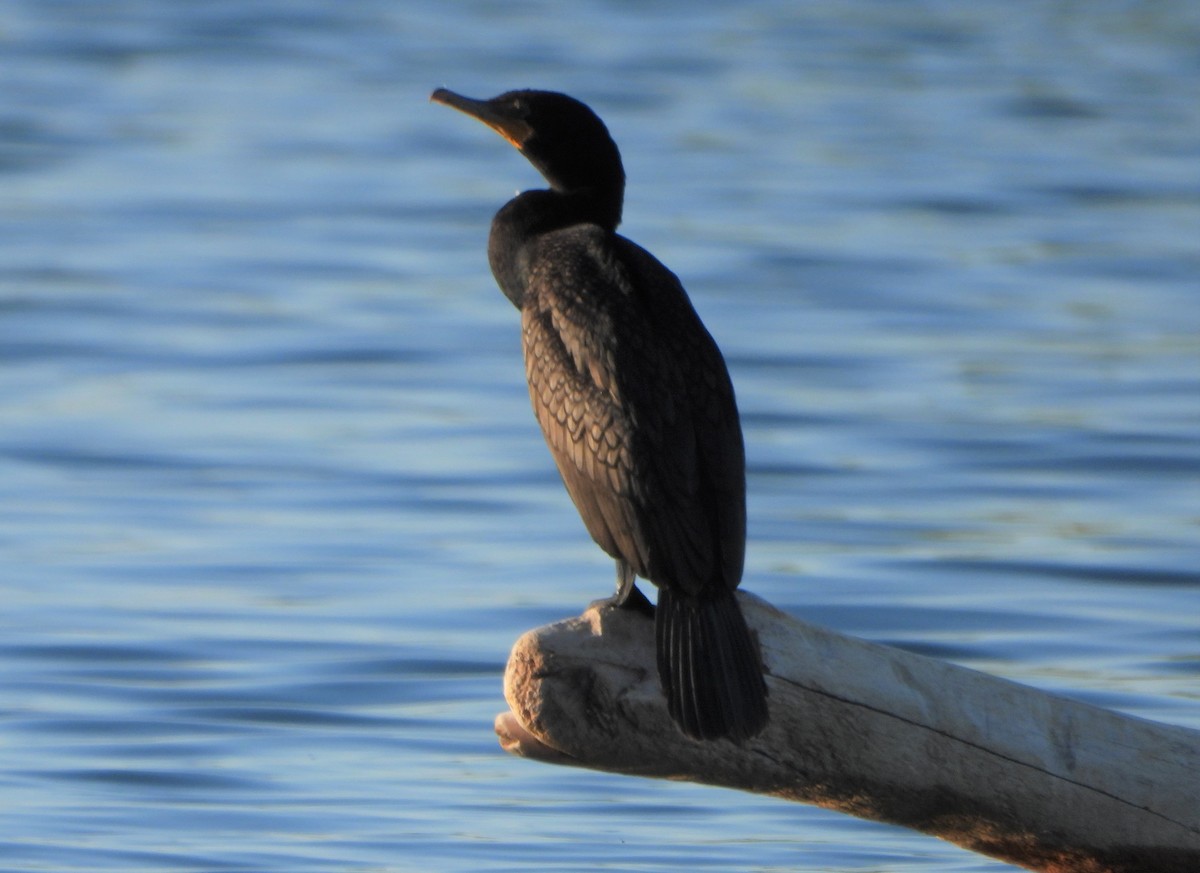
<box><xmin>432</xmin><ymin>88</ymin><xmax>625</xmax><ymax>228</ymax></box>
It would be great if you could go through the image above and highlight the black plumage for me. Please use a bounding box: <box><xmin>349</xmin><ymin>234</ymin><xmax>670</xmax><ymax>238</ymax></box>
<box><xmin>431</xmin><ymin>88</ymin><xmax>768</xmax><ymax>741</ymax></box>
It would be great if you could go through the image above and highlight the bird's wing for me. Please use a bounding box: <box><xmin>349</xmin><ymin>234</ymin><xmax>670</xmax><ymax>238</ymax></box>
<box><xmin>521</xmin><ymin>230</ymin><xmax>740</xmax><ymax>595</ymax></box>
<box><xmin>522</xmin><ymin>285</ymin><xmax>652</xmax><ymax>573</ymax></box>
<box><xmin>619</xmin><ymin>237</ymin><xmax>746</xmax><ymax>591</ymax></box>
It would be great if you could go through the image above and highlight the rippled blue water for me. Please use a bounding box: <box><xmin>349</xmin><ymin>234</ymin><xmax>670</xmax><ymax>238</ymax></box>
<box><xmin>2</xmin><ymin>2</ymin><xmax>1198</xmax><ymax>870</ymax></box>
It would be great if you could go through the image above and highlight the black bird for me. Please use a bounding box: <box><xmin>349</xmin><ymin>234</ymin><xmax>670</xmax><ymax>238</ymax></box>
<box><xmin>431</xmin><ymin>88</ymin><xmax>768</xmax><ymax>742</ymax></box>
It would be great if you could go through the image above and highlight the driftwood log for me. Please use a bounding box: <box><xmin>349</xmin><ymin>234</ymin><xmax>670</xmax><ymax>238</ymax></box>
<box><xmin>494</xmin><ymin>592</ymin><xmax>1200</xmax><ymax>873</ymax></box>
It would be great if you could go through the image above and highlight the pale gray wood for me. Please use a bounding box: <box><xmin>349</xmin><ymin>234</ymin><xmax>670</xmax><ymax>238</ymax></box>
<box><xmin>494</xmin><ymin>592</ymin><xmax>1200</xmax><ymax>873</ymax></box>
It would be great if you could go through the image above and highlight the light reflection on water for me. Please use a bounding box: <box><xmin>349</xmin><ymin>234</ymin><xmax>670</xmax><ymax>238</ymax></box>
<box><xmin>1</xmin><ymin>1</ymin><xmax>1198</xmax><ymax>871</ymax></box>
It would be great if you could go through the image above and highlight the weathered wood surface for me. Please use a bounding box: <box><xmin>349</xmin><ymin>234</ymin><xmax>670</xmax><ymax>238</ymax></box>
<box><xmin>495</xmin><ymin>592</ymin><xmax>1200</xmax><ymax>873</ymax></box>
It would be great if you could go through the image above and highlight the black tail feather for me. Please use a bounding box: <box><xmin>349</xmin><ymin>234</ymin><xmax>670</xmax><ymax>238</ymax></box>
<box><xmin>655</xmin><ymin>587</ymin><xmax>768</xmax><ymax>742</ymax></box>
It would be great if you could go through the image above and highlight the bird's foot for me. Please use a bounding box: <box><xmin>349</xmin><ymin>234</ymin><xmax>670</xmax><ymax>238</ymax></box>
<box><xmin>590</xmin><ymin>583</ymin><xmax>654</xmax><ymax>618</ymax></box>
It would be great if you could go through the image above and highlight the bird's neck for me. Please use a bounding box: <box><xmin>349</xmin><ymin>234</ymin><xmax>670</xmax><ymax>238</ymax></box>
<box><xmin>487</xmin><ymin>187</ymin><xmax>623</xmax><ymax>309</ymax></box>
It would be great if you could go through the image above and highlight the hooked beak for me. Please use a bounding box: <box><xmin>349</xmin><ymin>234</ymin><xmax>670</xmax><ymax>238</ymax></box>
<box><xmin>430</xmin><ymin>89</ymin><xmax>534</xmax><ymax>150</ymax></box>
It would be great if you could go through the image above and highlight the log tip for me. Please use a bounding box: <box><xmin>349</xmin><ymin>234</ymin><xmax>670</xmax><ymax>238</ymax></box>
<box><xmin>494</xmin><ymin>710</ymin><xmax>577</xmax><ymax>763</ymax></box>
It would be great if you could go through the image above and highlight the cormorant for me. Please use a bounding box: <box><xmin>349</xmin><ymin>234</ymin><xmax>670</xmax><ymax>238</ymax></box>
<box><xmin>431</xmin><ymin>88</ymin><xmax>768</xmax><ymax>742</ymax></box>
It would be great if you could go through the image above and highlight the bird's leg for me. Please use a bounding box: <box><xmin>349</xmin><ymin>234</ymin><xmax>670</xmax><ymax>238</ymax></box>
<box><xmin>588</xmin><ymin>560</ymin><xmax>654</xmax><ymax>616</ymax></box>
<box><xmin>612</xmin><ymin>559</ymin><xmax>655</xmax><ymax>617</ymax></box>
